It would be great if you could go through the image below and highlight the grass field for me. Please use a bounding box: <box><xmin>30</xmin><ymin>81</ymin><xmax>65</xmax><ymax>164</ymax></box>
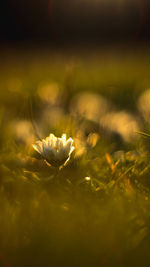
<box><xmin>1</xmin><ymin>46</ymin><xmax>150</xmax><ymax>266</ymax></box>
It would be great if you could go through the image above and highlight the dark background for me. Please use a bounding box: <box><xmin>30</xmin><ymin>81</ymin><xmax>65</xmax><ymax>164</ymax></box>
<box><xmin>0</xmin><ymin>0</ymin><xmax>150</xmax><ymax>44</ymax></box>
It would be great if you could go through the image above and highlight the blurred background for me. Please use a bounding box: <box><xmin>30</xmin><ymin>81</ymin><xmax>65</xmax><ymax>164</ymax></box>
<box><xmin>1</xmin><ymin>2</ymin><xmax>150</xmax><ymax>267</ymax></box>
<box><xmin>0</xmin><ymin>0</ymin><xmax>150</xmax><ymax>44</ymax></box>
<box><xmin>0</xmin><ymin>0</ymin><xmax>150</xmax><ymax>144</ymax></box>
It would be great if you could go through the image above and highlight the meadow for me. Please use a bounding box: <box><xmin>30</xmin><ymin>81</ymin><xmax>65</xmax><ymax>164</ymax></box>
<box><xmin>1</xmin><ymin>45</ymin><xmax>150</xmax><ymax>266</ymax></box>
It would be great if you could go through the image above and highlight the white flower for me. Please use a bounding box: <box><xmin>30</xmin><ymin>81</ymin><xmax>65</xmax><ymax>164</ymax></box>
<box><xmin>32</xmin><ymin>133</ymin><xmax>75</xmax><ymax>167</ymax></box>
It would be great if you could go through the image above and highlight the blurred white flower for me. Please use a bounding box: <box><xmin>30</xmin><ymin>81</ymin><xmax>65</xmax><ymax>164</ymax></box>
<box><xmin>70</xmin><ymin>92</ymin><xmax>112</xmax><ymax>123</ymax></box>
<box><xmin>10</xmin><ymin>120</ymin><xmax>34</xmax><ymax>145</ymax></box>
<box><xmin>32</xmin><ymin>133</ymin><xmax>75</xmax><ymax>167</ymax></box>
<box><xmin>99</xmin><ymin>111</ymin><xmax>139</xmax><ymax>142</ymax></box>
<box><xmin>138</xmin><ymin>89</ymin><xmax>150</xmax><ymax>122</ymax></box>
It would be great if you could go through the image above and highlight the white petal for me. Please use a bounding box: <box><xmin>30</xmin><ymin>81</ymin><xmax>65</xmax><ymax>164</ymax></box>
<box><xmin>45</xmin><ymin>136</ymin><xmax>50</xmax><ymax>145</ymax></box>
<box><xmin>56</xmin><ymin>138</ymin><xmax>60</xmax><ymax>149</ymax></box>
<box><xmin>42</xmin><ymin>141</ymin><xmax>47</xmax><ymax>157</ymax></box>
<box><xmin>69</xmin><ymin>146</ymin><xmax>75</xmax><ymax>155</ymax></box>
<box><xmin>50</xmin><ymin>134</ymin><xmax>57</xmax><ymax>147</ymax></box>
<box><xmin>61</xmin><ymin>134</ymin><xmax>66</xmax><ymax>142</ymax></box>
<box><xmin>58</xmin><ymin>139</ymin><xmax>64</xmax><ymax>150</ymax></box>
<box><xmin>46</xmin><ymin>136</ymin><xmax>52</xmax><ymax>147</ymax></box>
<box><xmin>32</xmin><ymin>144</ymin><xmax>42</xmax><ymax>154</ymax></box>
<box><xmin>35</xmin><ymin>141</ymin><xmax>43</xmax><ymax>151</ymax></box>
<box><xmin>65</xmin><ymin>138</ymin><xmax>74</xmax><ymax>153</ymax></box>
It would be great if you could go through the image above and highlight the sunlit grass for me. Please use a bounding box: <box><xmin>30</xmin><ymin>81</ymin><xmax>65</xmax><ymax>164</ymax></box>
<box><xmin>1</xmin><ymin>47</ymin><xmax>150</xmax><ymax>266</ymax></box>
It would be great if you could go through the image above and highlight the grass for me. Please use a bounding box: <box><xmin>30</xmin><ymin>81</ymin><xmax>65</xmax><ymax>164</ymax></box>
<box><xmin>1</xmin><ymin>46</ymin><xmax>150</xmax><ymax>266</ymax></box>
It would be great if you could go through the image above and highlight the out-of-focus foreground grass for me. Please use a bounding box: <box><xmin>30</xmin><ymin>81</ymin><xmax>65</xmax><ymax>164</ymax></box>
<box><xmin>1</xmin><ymin>46</ymin><xmax>150</xmax><ymax>266</ymax></box>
